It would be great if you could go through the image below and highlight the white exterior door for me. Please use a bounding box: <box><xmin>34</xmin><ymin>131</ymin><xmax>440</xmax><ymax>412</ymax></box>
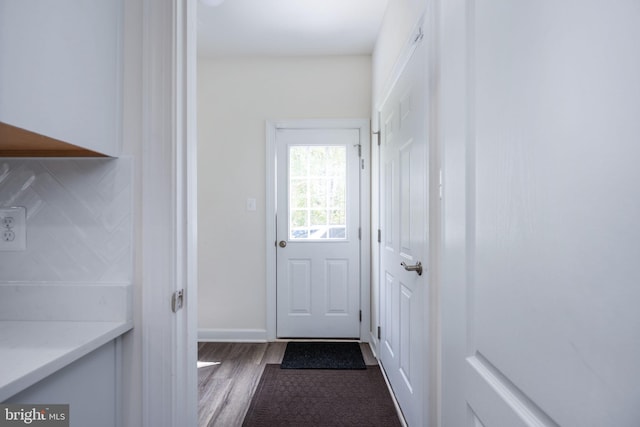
<box><xmin>379</xmin><ymin>35</ymin><xmax>429</xmax><ymax>427</ymax></box>
<box><xmin>440</xmin><ymin>1</ymin><xmax>640</xmax><ymax>426</ymax></box>
<box><xmin>276</xmin><ymin>127</ymin><xmax>362</xmax><ymax>338</ymax></box>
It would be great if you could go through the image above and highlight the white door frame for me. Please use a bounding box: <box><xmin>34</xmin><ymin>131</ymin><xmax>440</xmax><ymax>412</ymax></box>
<box><xmin>140</xmin><ymin>0</ymin><xmax>198</xmax><ymax>426</ymax></box>
<box><xmin>266</xmin><ymin>119</ymin><xmax>371</xmax><ymax>342</ymax></box>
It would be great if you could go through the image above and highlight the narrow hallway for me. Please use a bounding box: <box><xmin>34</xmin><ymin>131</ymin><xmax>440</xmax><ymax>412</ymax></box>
<box><xmin>197</xmin><ymin>342</ymin><xmax>393</xmax><ymax>426</ymax></box>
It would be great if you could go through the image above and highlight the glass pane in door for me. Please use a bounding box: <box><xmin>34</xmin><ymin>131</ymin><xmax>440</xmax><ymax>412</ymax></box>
<box><xmin>289</xmin><ymin>145</ymin><xmax>347</xmax><ymax>240</ymax></box>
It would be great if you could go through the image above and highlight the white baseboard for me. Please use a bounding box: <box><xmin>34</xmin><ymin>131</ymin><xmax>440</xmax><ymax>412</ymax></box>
<box><xmin>198</xmin><ymin>328</ymin><xmax>268</xmax><ymax>342</ymax></box>
<box><xmin>378</xmin><ymin>362</ymin><xmax>408</xmax><ymax>427</ymax></box>
<box><xmin>368</xmin><ymin>331</ymin><xmax>380</xmax><ymax>358</ymax></box>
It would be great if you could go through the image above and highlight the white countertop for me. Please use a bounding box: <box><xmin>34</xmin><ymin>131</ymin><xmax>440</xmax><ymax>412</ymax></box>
<box><xmin>0</xmin><ymin>320</ymin><xmax>132</xmax><ymax>402</ymax></box>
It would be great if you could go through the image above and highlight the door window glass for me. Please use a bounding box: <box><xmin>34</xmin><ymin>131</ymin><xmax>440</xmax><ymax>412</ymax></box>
<box><xmin>289</xmin><ymin>145</ymin><xmax>347</xmax><ymax>240</ymax></box>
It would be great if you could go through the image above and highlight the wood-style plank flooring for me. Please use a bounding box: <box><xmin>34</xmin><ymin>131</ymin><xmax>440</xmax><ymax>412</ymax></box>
<box><xmin>198</xmin><ymin>341</ymin><xmax>379</xmax><ymax>427</ymax></box>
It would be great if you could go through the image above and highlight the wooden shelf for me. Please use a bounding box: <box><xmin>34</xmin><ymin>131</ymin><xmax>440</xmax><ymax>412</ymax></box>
<box><xmin>0</xmin><ymin>122</ymin><xmax>107</xmax><ymax>157</ymax></box>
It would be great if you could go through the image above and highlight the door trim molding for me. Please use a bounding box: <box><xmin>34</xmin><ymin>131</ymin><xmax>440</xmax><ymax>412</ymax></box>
<box><xmin>140</xmin><ymin>0</ymin><xmax>197</xmax><ymax>425</ymax></box>
<box><xmin>265</xmin><ymin>119</ymin><xmax>371</xmax><ymax>341</ymax></box>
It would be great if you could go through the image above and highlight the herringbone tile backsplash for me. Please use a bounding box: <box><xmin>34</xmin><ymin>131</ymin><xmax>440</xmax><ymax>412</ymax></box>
<box><xmin>0</xmin><ymin>159</ymin><xmax>132</xmax><ymax>283</ymax></box>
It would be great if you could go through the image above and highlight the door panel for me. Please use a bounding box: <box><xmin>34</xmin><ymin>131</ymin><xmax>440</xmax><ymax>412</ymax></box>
<box><xmin>326</xmin><ymin>259</ymin><xmax>349</xmax><ymax>313</ymax></box>
<box><xmin>288</xmin><ymin>259</ymin><xmax>311</xmax><ymax>314</ymax></box>
<box><xmin>441</xmin><ymin>1</ymin><xmax>640</xmax><ymax>426</ymax></box>
<box><xmin>379</xmin><ymin>34</ymin><xmax>429</xmax><ymax>427</ymax></box>
<box><xmin>276</xmin><ymin>128</ymin><xmax>361</xmax><ymax>338</ymax></box>
<box><xmin>399</xmin><ymin>284</ymin><xmax>412</xmax><ymax>385</ymax></box>
<box><xmin>384</xmin><ymin>272</ymin><xmax>397</xmax><ymax>357</ymax></box>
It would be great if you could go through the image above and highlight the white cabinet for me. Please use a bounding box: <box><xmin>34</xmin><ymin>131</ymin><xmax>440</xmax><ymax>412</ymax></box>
<box><xmin>0</xmin><ymin>0</ymin><xmax>123</xmax><ymax>157</ymax></box>
<box><xmin>4</xmin><ymin>340</ymin><xmax>120</xmax><ymax>427</ymax></box>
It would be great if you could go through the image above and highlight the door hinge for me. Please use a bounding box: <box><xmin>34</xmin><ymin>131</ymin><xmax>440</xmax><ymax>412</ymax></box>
<box><xmin>377</xmin><ymin>229</ymin><xmax>381</xmax><ymax>243</ymax></box>
<box><xmin>356</xmin><ymin>144</ymin><xmax>362</xmax><ymax>157</ymax></box>
<box><xmin>171</xmin><ymin>289</ymin><xmax>184</xmax><ymax>313</ymax></box>
<box><xmin>358</xmin><ymin>227</ymin><xmax>362</xmax><ymax>240</ymax></box>
<box><xmin>359</xmin><ymin>310</ymin><xmax>362</xmax><ymax>322</ymax></box>
<box><xmin>361</xmin><ymin>158</ymin><xmax>365</xmax><ymax>170</ymax></box>
<box><xmin>377</xmin><ymin>326</ymin><xmax>381</xmax><ymax>340</ymax></box>
<box><xmin>373</xmin><ymin>129</ymin><xmax>381</xmax><ymax>146</ymax></box>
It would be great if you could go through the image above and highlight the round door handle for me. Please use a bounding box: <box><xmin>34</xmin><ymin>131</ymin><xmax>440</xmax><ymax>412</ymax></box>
<box><xmin>279</xmin><ymin>240</ymin><xmax>287</xmax><ymax>248</ymax></box>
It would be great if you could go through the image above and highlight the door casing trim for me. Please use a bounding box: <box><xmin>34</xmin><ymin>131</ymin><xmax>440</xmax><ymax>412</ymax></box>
<box><xmin>266</xmin><ymin>119</ymin><xmax>371</xmax><ymax>341</ymax></box>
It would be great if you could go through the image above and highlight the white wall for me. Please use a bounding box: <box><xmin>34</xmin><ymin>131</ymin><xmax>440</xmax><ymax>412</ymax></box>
<box><xmin>372</xmin><ymin>0</ymin><xmax>426</xmax><ymax>119</ymax></box>
<box><xmin>197</xmin><ymin>56</ymin><xmax>372</xmax><ymax>338</ymax></box>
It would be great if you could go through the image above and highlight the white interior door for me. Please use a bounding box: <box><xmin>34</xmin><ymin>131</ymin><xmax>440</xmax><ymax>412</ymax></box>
<box><xmin>379</xmin><ymin>35</ymin><xmax>429</xmax><ymax>427</ymax></box>
<box><xmin>440</xmin><ymin>1</ymin><xmax>640</xmax><ymax>426</ymax></box>
<box><xmin>276</xmin><ymin>127</ymin><xmax>361</xmax><ymax>338</ymax></box>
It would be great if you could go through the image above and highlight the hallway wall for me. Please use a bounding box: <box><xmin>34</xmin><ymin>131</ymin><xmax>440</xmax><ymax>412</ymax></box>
<box><xmin>372</xmin><ymin>0</ymin><xmax>426</xmax><ymax>117</ymax></box>
<box><xmin>197</xmin><ymin>55</ymin><xmax>371</xmax><ymax>339</ymax></box>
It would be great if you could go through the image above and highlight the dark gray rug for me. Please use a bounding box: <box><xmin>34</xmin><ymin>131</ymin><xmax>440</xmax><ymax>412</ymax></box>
<box><xmin>242</xmin><ymin>364</ymin><xmax>402</xmax><ymax>427</ymax></box>
<box><xmin>280</xmin><ymin>341</ymin><xmax>366</xmax><ymax>369</ymax></box>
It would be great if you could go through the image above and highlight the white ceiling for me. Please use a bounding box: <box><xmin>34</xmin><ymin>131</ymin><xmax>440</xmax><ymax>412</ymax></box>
<box><xmin>197</xmin><ymin>0</ymin><xmax>389</xmax><ymax>58</ymax></box>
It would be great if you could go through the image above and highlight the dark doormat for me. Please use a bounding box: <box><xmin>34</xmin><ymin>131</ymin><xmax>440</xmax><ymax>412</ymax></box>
<box><xmin>280</xmin><ymin>341</ymin><xmax>366</xmax><ymax>369</ymax></box>
<box><xmin>243</xmin><ymin>364</ymin><xmax>402</xmax><ymax>427</ymax></box>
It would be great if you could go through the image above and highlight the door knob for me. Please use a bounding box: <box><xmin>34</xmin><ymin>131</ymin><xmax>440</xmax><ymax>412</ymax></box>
<box><xmin>401</xmin><ymin>261</ymin><xmax>423</xmax><ymax>276</ymax></box>
<box><xmin>279</xmin><ymin>240</ymin><xmax>287</xmax><ymax>248</ymax></box>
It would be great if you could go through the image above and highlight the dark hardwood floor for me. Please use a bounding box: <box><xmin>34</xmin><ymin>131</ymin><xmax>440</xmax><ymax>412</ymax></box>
<box><xmin>197</xmin><ymin>341</ymin><xmax>379</xmax><ymax>427</ymax></box>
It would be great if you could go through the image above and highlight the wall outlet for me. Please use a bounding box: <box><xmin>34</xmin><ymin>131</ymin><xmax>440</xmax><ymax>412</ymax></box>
<box><xmin>0</xmin><ymin>207</ymin><xmax>26</xmax><ymax>251</ymax></box>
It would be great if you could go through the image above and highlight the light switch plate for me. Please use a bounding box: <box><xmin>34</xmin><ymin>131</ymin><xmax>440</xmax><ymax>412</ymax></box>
<box><xmin>246</xmin><ymin>198</ymin><xmax>257</xmax><ymax>212</ymax></box>
<box><xmin>0</xmin><ymin>207</ymin><xmax>27</xmax><ymax>251</ymax></box>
